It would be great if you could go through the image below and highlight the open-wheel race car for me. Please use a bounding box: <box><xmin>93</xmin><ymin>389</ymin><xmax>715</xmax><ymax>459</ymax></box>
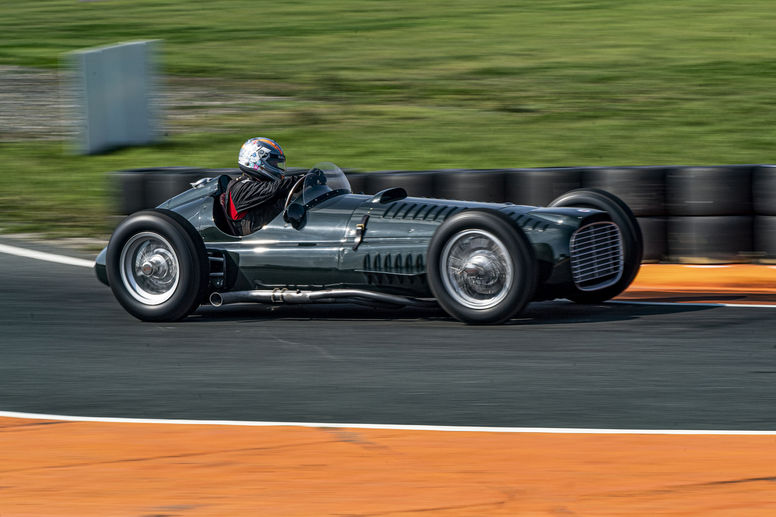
<box><xmin>95</xmin><ymin>163</ymin><xmax>643</xmax><ymax>324</ymax></box>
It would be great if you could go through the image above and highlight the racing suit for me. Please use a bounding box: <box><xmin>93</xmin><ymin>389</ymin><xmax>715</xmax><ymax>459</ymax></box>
<box><xmin>224</xmin><ymin>174</ymin><xmax>299</xmax><ymax>235</ymax></box>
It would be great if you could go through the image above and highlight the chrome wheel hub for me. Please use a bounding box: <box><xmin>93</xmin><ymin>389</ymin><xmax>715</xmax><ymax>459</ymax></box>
<box><xmin>140</xmin><ymin>254</ymin><xmax>171</xmax><ymax>278</ymax></box>
<box><xmin>440</xmin><ymin>229</ymin><xmax>513</xmax><ymax>309</ymax></box>
<box><xmin>462</xmin><ymin>253</ymin><xmax>503</xmax><ymax>291</ymax></box>
<box><xmin>119</xmin><ymin>232</ymin><xmax>180</xmax><ymax>305</ymax></box>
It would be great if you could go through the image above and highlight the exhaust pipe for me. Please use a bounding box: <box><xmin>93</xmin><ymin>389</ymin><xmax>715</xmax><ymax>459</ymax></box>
<box><xmin>209</xmin><ymin>288</ymin><xmax>435</xmax><ymax>308</ymax></box>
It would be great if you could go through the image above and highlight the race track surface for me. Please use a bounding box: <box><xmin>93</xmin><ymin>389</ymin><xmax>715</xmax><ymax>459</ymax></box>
<box><xmin>2</xmin><ymin>241</ymin><xmax>775</xmax><ymax>430</ymax></box>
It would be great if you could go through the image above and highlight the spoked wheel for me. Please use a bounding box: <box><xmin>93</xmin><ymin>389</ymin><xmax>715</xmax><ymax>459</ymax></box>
<box><xmin>440</xmin><ymin>229</ymin><xmax>514</xmax><ymax>309</ymax></box>
<box><xmin>549</xmin><ymin>188</ymin><xmax>643</xmax><ymax>303</ymax></box>
<box><xmin>106</xmin><ymin>209</ymin><xmax>208</xmax><ymax>321</ymax></box>
<box><xmin>119</xmin><ymin>232</ymin><xmax>180</xmax><ymax>305</ymax></box>
<box><xmin>427</xmin><ymin>210</ymin><xmax>536</xmax><ymax>324</ymax></box>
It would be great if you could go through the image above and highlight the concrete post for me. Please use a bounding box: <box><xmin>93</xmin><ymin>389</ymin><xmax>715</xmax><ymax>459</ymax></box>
<box><xmin>69</xmin><ymin>40</ymin><xmax>160</xmax><ymax>154</ymax></box>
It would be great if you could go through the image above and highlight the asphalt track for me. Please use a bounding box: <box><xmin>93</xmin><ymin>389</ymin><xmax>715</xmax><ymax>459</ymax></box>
<box><xmin>2</xmin><ymin>240</ymin><xmax>776</xmax><ymax>431</ymax></box>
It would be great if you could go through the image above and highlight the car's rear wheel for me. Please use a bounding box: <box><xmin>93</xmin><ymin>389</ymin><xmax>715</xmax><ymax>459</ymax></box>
<box><xmin>106</xmin><ymin>209</ymin><xmax>208</xmax><ymax>321</ymax></box>
<box><xmin>549</xmin><ymin>188</ymin><xmax>643</xmax><ymax>303</ymax></box>
<box><xmin>427</xmin><ymin>210</ymin><xmax>536</xmax><ymax>324</ymax></box>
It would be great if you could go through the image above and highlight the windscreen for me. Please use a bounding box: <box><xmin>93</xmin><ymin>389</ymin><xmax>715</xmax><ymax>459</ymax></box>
<box><xmin>302</xmin><ymin>162</ymin><xmax>351</xmax><ymax>205</ymax></box>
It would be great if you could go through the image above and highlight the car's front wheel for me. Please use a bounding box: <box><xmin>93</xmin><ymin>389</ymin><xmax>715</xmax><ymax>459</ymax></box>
<box><xmin>427</xmin><ymin>210</ymin><xmax>536</xmax><ymax>324</ymax></box>
<box><xmin>106</xmin><ymin>209</ymin><xmax>208</xmax><ymax>321</ymax></box>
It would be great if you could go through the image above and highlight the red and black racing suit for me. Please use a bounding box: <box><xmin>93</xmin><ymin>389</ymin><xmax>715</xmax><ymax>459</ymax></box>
<box><xmin>224</xmin><ymin>174</ymin><xmax>298</xmax><ymax>235</ymax></box>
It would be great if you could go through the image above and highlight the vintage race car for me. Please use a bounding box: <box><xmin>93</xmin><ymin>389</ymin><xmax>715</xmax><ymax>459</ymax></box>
<box><xmin>95</xmin><ymin>163</ymin><xmax>643</xmax><ymax>324</ymax></box>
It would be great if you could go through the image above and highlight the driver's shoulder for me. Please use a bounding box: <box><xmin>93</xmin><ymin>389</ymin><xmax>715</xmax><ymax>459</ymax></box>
<box><xmin>280</xmin><ymin>175</ymin><xmax>300</xmax><ymax>186</ymax></box>
<box><xmin>226</xmin><ymin>174</ymin><xmax>252</xmax><ymax>189</ymax></box>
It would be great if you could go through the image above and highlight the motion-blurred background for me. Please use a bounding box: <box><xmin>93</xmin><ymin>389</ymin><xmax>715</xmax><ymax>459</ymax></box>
<box><xmin>1</xmin><ymin>0</ymin><xmax>774</xmax><ymax>237</ymax></box>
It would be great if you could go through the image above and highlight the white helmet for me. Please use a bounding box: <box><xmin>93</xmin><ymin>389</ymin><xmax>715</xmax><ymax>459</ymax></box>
<box><xmin>238</xmin><ymin>137</ymin><xmax>286</xmax><ymax>180</ymax></box>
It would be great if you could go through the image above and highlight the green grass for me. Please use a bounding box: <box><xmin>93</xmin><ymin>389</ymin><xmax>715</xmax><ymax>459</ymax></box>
<box><xmin>1</xmin><ymin>0</ymin><xmax>775</xmax><ymax>237</ymax></box>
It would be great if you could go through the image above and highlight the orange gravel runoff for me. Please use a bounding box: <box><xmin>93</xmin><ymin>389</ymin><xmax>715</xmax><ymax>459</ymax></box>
<box><xmin>619</xmin><ymin>264</ymin><xmax>776</xmax><ymax>305</ymax></box>
<box><xmin>2</xmin><ymin>265</ymin><xmax>775</xmax><ymax>516</ymax></box>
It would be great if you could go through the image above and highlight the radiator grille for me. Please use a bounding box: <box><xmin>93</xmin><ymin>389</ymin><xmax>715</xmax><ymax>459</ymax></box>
<box><xmin>570</xmin><ymin>222</ymin><xmax>623</xmax><ymax>291</ymax></box>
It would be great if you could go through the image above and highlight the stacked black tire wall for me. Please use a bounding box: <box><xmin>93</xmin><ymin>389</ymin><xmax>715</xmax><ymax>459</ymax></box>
<box><xmin>754</xmin><ymin>165</ymin><xmax>776</xmax><ymax>261</ymax></box>
<box><xmin>432</xmin><ymin>170</ymin><xmax>506</xmax><ymax>203</ymax></box>
<box><xmin>345</xmin><ymin>173</ymin><xmax>369</xmax><ymax>195</ymax></box>
<box><xmin>112</xmin><ymin>169</ymin><xmax>149</xmax><ymax>215</ymax></box>
<box><xmin>112</xmin><ymin>167</ymin><xmax>232</xmax><ymax>214</ymax></box>
<box><xmin>579</xmin><ymin>167</ymin><xmax>667</xmax><ymax>262</ymax></box>
<box><xmin>504</xmin><ymin>168</ymin><xmax>581</xmax><ymax>206</ymax></box>
<box><xmin>365</xmin><ymin>171</ymin><xmax>435</xmax><ymax>198</ymax></box>
<box><xmin>112</xmin><ymin>167</ymin><xmax>306</xmax><ymax>212</ymax></box>
<box><xmin>144</xmin><ymin>168</ymin><xmax>210</xmax><ymax>208</ymax></box>
<box><xmin>665</xmin><ymin>166</ymin><xmax>754</xmax><ymax>262</ymax></box>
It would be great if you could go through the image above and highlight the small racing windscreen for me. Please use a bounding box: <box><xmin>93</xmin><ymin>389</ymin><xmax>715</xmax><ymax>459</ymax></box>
<box><xmin>302</xmin><ymin>162</ymin><xmax>351</xmax><ymax>205</ymax></box>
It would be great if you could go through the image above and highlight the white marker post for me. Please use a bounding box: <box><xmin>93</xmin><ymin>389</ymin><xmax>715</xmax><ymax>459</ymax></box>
<box><xmin>68</xmin><ymin>40</ymin><xmax>160</xmax><ymax>154</ymax></box>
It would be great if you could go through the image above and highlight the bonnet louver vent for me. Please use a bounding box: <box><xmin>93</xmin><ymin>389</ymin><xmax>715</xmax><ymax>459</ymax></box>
<box><xmin>508</xmin><ymin>213</ymin><xmax>550</xmax><ymax>232</ymax></box>
<box><xmin>383</xmin><ymin>203</ymin><xmax>462</xmax><ymax>221</ymax></box>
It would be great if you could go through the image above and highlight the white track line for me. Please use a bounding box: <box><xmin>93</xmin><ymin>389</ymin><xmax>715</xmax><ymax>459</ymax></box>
<box><xmin>0</xmin><ymin>243</ymin><xmax>94</xmax><ymax>268</ymax></box>
<box><xmin>610</xmin><ymin>300</ymin><xmax>776</xmax><ymax>309</ymax></box>
<box><xmin>2</xmin><ymin>410</ymin><xmax>776</xmax><ymax>435</ymax></box>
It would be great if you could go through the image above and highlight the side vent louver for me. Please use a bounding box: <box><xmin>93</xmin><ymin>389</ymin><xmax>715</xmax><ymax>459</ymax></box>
<box><xmin>207</xmin><ymin>250</ymin><xmax>226</xmax><ymax>289</ymax></box>
<box><xmin>361</xmin><ymin>252</ymin><xmax>425</xmax><ymax>276</ymax></box>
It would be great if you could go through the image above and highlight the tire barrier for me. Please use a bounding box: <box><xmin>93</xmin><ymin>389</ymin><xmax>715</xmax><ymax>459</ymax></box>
<box><xmin>753</xmin><ymin>165</ymin><xmax>776</xmax><ymax>216</ymax></box>
<box><xmin>345</xmin><ymin>173</ymin><xmax>369</xmax><ymax>195</ymax></box>
<box><xmin>432</xmin><ymin>170</ymin><xmax>506</xmax><ymax>203</ymax></box>
<box><xmin>111</xmin><ymin>170</ymin><xmax>148</xmax><ymax>215</ymax></box>
<box><xmin>112</xmin><ymin>167</ymin><xmax>223</xmax><ymax>214</ymax></box>
<box><xmin>581</xmin><ymin>167</ymin><xmax>667</xmax><ymax>216</ymax></box>
<box><xmin>364</xmin><ymin>171</ymin><xmax>435</xmax><ymax>197</ymax></box>
<box><xmin>666</xmin><ymin>166</ymin><xmax>753</xmax><ymax>216</ymax></box>
<box><xmin>504</xmin><ymin>168</ymin><xmax>581</xmax><ymax>206</ymax></box>
<box><xmin>637</xmin><ymin>217</ymin><xmax>667</xmax><ymax>263</ymax></box>
<box><xmin>754</xmin><ymin>216</ymin><xmax>776</xmax><ymax>261</ymax></box>
<box><xmin>667</xmin><ymin>216</ymin><xmax>754</xmax><ymax>263</ymax></box>
<box><xmin>113</xmin><ymin>167</ymin><xmax>313</xmax><ymax>216</ymax></box>
<box><xmin>111</xmin><ymin>164</ymin><xmax>775</xmax><ymax>263</ymax></box>
<box><xmin>664</xmin><ymin>166</ymin><xmax>755</xmax><ymax>262</ymax></box>
<box><xmin>144</xmin><ymin>167</ymin><xmax>210</xmax><ymax>208</ymax></box>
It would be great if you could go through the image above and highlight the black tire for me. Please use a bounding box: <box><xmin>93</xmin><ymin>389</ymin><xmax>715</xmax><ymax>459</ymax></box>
<box><xmin>755</xmin><ymin>215</ymin><xmax>776</xmax><ymax>260</ymax></box>
<box><xmin>666</xmin><ymin>166</ymin><xmax>753</xmax><ymax>216</ymax></box>
<box><xmin>581</xmin><ymin>166</ymin><xmax>667</xmax><ymax>216</ymax></box>
<box><xmin>345</xmin><ymin>172</ymin><xmax>369</xmax><ymax>194</ymax></box>
<box><xmin>637</xmin><ymin>216</ymin><xmax>667</xmax><ymax>263</ymax></box>
<box><xmin>432</xmin><ymin>170</ymin><xmax>506</xmax><ymax>203</ymax></box>
<box><xmin>549</xmin><ymin>188</ymin><xmax>643</xmax><ymax>303</ymax></box>
<box><xmin>504</xmin><ymin>168</ymin><xmax>582</xmax><ymax>207</ymax></box>
<box><xmin>365</xmin><ymin>172</ymin><xmax>435</xmax><ymax>197</ymax></box>
<box><xmin>111</xmin><ymin>170</ymin><xmax>147</xmax><ymax>215</ymax></box>
<box><xmin>753</xmin><ymin>166</ymin><xmax>776</xmax><ymax>216</ymax></box>
<box><xmin>427</xmin><ymin>210</ymin><xmax>537</xmax><ymax>324</ymax></box>
<box><xmin>668</xmin><ymin>216</ymin><xmax>753</xmax><ymax>263</ymax></box>
<box><xmin>144</xmin><ymin>168</ymin><xmax>208</xmax><ymax>208</ymax></box>
<box><xmin>106</xmin><ymin>209</ymin><xmax>209</xmax><ymax>322</ymax></box>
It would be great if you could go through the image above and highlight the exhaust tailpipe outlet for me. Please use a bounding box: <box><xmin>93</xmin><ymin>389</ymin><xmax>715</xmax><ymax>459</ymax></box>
<box><xmin>209</xmin><ymin>292</ymin><xmax>224</xmax><ymax>307</ymax></box>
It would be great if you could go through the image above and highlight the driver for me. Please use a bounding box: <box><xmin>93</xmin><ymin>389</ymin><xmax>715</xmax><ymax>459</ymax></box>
<box><xmin>223</xmin><ymin>137</ymin><xmax>300</xmax><ymax>235</ymax></box>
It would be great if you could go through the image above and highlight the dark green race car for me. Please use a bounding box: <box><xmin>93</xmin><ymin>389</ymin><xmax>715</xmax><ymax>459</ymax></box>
<box><xmin>96</xmin><ymin>163</ymin><xmax>643</xmax><ymax>324</ymax></box>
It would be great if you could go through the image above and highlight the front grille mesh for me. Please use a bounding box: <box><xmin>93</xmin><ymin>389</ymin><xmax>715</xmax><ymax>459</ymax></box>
<box><xmin>570</xmin><ymin>222</ymin><xmax>623</xmax><ymax>291</ymax></box>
